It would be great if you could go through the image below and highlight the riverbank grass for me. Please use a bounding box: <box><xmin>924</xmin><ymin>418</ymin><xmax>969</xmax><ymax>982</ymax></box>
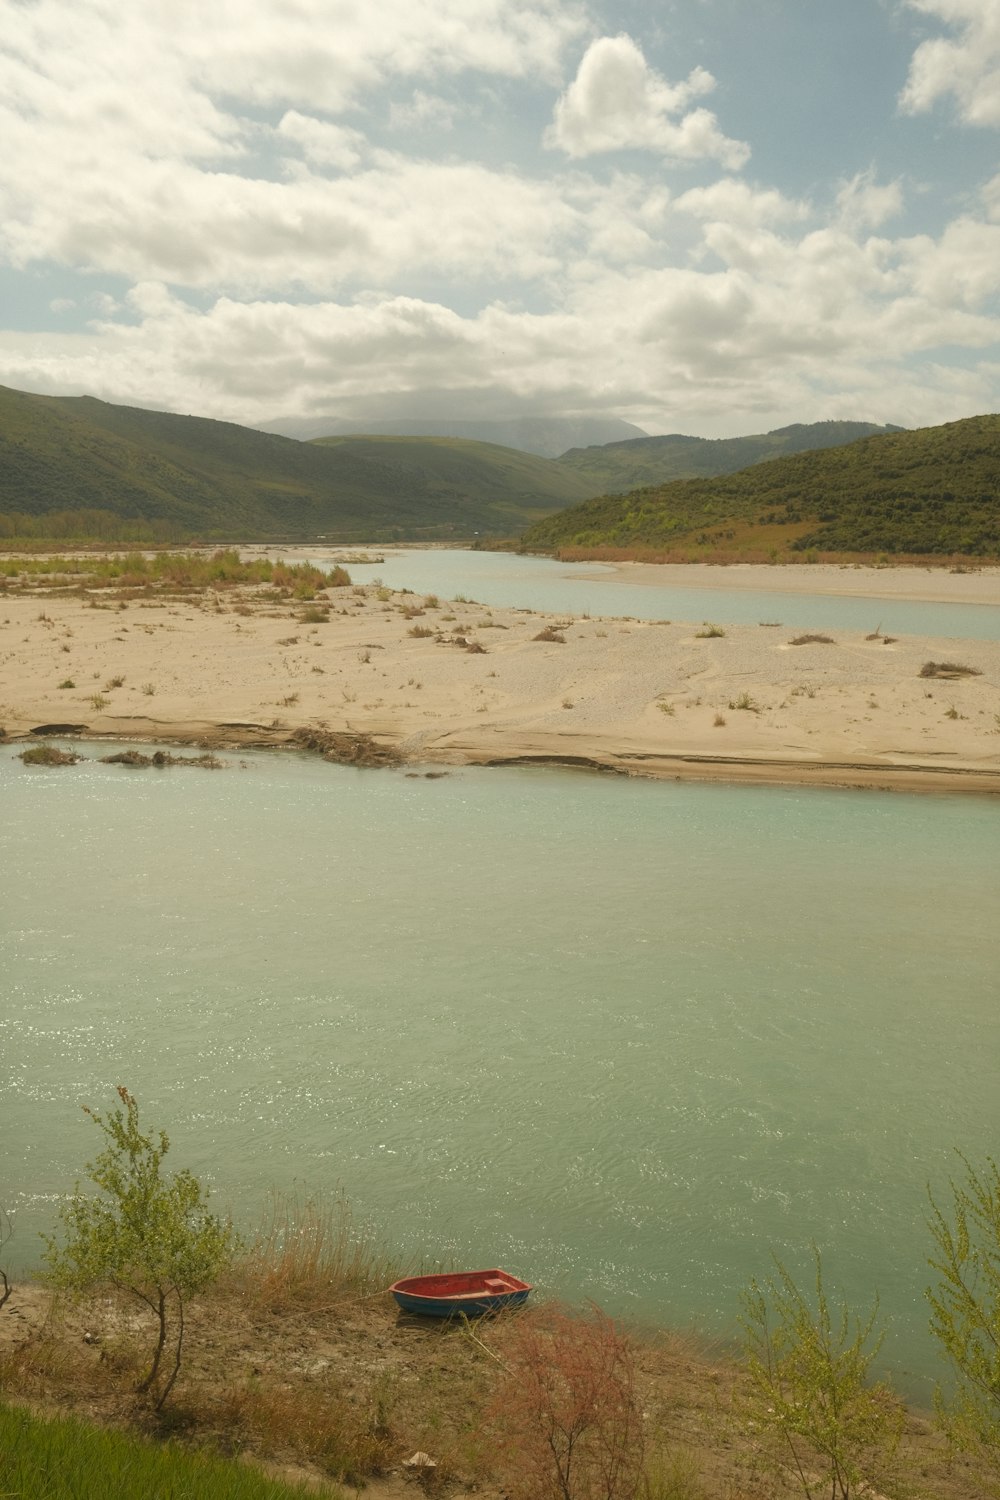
<box><xmin>0</xmin><ymin>1403</ymin><xmax>321</xmax><ymax>1499</ymax></box>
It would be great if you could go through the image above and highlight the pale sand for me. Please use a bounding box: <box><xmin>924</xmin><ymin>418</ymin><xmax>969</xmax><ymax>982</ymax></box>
<box><xmin>2</xmin><ymin>567</ymin><xmax>999</xmax><ymax>793</ymax></box>
<box><xmin>570</xmin><ymin>559</ymin><xmax>1000</xmax><ymax>606</ymax></box>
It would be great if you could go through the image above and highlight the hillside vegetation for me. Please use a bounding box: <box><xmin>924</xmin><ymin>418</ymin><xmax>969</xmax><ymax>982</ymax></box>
<box><xmin>264</xmin><ymin>412</ymin><xmax>646</xmax><ymax>455</ymax></box>
<box><xmin>524</xmin><ymin>414</ymin><xmax>1000</xmax><ymax>560</ymax></box>
<box><xmin>0</xmin><ymin>386</ymin><xmax>598</xmax><ymax>542</ymax></box>
<box><xmin>557</xmin><ymin>419</ymin><xmax>904</xmax><ymax>492</ymax></box>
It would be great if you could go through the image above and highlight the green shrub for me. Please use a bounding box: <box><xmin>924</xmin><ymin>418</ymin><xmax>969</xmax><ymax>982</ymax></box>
<box><xmin>927</xmin><ymin>1154</ymin><xmax>1000</xmax><ymax>1478</ymax></box>
<box><xmin>44</xmin><ymin>1087</ymin><xmax>238</xmax><ymax>1410</ymax></box>
<box><xmin>740</xmin><ymin>1250</ymin><xmax>904</xmax><ymax>1499</ymax></box>
<box><xmin>18</xmin><ymin>744</ymin><xmax>81</xmax><ymax>766</ymax></box>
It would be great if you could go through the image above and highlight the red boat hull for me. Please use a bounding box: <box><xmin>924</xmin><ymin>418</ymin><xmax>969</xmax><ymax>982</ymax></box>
<box><xmin>389</xmin><ymin>1268</ymin><xmax>532</xmax><ymax>1318</ymax></box>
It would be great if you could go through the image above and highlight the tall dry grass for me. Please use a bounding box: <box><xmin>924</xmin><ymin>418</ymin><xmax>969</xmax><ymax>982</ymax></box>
<box><xmin>230</xmin><ymin>1190</ymin><xmax>401</xmax><ymax>1313</ymax></box>
<box><xmin>209</xmin><ymin>1377</ymin><xmax>390</xmax><ymax>1483</ymax></box>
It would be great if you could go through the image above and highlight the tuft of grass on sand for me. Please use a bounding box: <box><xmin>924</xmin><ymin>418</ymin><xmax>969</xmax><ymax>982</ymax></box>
<box><xmin>919</xmin><ymin>661</ymin><xmax>982</xmax><ymax>678</ymax></box>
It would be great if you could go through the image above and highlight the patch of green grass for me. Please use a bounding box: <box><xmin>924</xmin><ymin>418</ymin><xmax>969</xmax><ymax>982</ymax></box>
<box><xmin>0</xmin><ymin>1404</ymin><xmax>322</xmax><ymax>1499</ymax></box>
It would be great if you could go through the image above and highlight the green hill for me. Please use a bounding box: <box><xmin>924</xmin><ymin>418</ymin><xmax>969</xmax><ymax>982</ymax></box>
<box><xmin>0</xmin><ymin>386</ymin><xmax>599</xmax><ymax>541</ymax></box>
<box><xmin>524</xmin><ymin>414</ymin><xmax>1000</xmax><ymax>559</ymax></box>
<box><xmin>263</xmin><ymin>413</ymin><xmax>647</xmax><ymax>455</ymax></box>
<box><xmin>556</xmin><ymin>420</ymin><xmax>905</xmax><ymax>492</ymax></box>
<box><xmin>309</xmin><ymin>433</ymin><xmax>596</xmax><ymax>525</ymax></box>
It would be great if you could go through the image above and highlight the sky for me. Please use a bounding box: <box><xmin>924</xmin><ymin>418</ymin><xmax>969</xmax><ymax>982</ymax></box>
<box><xmin>1</xmin><ymin>0</ymin><xmax>999</xmax><ymax>438</ymax></box>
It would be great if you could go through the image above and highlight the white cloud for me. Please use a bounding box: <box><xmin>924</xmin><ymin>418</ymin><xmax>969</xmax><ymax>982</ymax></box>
<box><xmin>1</xmin><ymin>2</ymin><xmax>999</xmax><ymax>440</ymax></box>
<box><xmin>901</xmin><ymin>0</ymin><xmax>1000</xmax><ymax>125</ymax></box>
<box><xmin>3</xmin><ymin>178</ymin><xmax>997</xmax><ymax>440</ymax></box>
<box><xmin>388</xmin><ymin>91</ymin><xmax>457</xmax><ymax>132</ymax></box>
<box><xmin>276</xmin><ymin>113</ymin><xmax>367</xmax><ymax>171</ymax></box>
<box><xmin>0</xmin><ymin>0</ymin><xmax>593</xmax><ymax>296</ymax></box>
<box><xmin>1</xmin><ymin>146</ymin><xmax>596</xmax><ymax>292</ymax></box>
<box><xmin>900</xmin><ymin>217</ymin><xmax>1000</xmax><ymax>306</ymax></box>
<box><xmin>835</xmin><ymin>171</ymin><xmax>904</xmax><ymax>231</ymax></box>
<box><xmin>547</xmin><ymin>35</ymin><xmax>750</xmax><ymax>169</ymax></box>
<box><xmin>674</xmin><ymin>179</ymin><xmax>809</xmax><ymax>229</ymax></box>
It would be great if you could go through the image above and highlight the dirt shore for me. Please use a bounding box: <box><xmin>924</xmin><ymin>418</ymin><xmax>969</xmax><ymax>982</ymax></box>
<box><xmin>2</xmin><ymin>564</ymin><xmax>999</xmax><ymax>793</ymax></box>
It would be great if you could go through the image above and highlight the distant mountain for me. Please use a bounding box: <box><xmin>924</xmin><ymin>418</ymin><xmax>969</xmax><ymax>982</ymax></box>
<box><xmin>523</xmin><ymin>414</ymin><xmax>1000</xmax><ymax>559</ymax></box>
<box><xmin>557</xmin><ymin>421</ymin><xmax>907</xmax><ymax>492</ymax></box>
<box><xmin>0</xmin><ymin>386</ymin><xmax>601</xmax><ymax>541</ymax></box>
<box><xmin>257</xmin><ymin>413</ymin><xmax>646</xmax><ymax>457</ymax></box>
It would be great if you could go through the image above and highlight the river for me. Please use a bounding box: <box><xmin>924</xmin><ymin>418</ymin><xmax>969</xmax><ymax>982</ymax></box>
<box><xmin>3</xmin><ymin>741</ymin><xmax>998</xmax><ymax>1398</ymax></box>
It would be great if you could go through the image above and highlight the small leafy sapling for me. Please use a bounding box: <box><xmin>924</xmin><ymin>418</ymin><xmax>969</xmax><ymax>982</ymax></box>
<box><xmin>927</xmin><ymin>1153</ymin><xmax>1000</xmax><ymax>1477</ymax></box>
<box><xmin>0</xmin><ymin>1208</ymin><xmax>12</xmax><ymax>1314</ymax></box>
<box><xmin>43</xmin><ymin>1086</ymin><xmax>238</xmax><ymax>1408</ymax></box>
<box><xmin>740</xmin><ymin>1248</ymin><xmax>903</xmax><ymax>1500</ymax></box>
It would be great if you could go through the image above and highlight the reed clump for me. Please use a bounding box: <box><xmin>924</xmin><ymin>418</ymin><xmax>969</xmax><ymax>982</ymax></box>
<box><xmin>0</xmin><ymin>550</ymin><xmax>350</xmax><ymax>594</ymax></box>
<box><xmin>231</xmin><ymin>1190</ymin><xmax>399</xmax><ymax>1313</ymax></box>
<box><xmin>18</xmin><ymin>744</ymin><xmax>81</xmax><ymax>766</ymax></box>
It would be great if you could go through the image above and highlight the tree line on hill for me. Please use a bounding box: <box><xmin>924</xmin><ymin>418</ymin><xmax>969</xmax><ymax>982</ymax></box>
<box><xmin>1</xmin><ymin>381</ymin><xmax>997</xmax><ymax>558</ymax></box>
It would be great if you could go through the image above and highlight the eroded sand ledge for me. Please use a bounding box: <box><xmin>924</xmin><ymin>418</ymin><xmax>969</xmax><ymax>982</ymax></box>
<box><xmin>2</xmin><ymin>566</ymin><xmax>999</xmax><ymax>794</ymax></box>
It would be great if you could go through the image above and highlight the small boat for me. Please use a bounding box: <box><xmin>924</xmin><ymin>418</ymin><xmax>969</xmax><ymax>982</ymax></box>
<box><xmin>389</xmin><ymin>1268</ymin><xmax>532</xmax><ymax>1318</ymax></box>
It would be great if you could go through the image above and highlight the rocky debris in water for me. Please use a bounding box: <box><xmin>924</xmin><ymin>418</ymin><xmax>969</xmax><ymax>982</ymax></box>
<box><xmin>99</xmin><ymin>750</ymin><xmax>226</xmax><ymax>769</ymax></box>
<box><xmin>29</xmin><ymin>723</ymin><xmax>86</xmax><ymax>735</ymax></box>
<box><xmin>18</xmin><ymin>744</ymin><xmax>83</xmax><ymax>766</ymax></box>
<box><xmin>292</xmin><ymin>725</ymin><xmax>402</xmax><ymax>768</ymax></box>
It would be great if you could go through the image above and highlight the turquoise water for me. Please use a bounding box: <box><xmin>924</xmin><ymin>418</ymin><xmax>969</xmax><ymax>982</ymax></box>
<box><xmin>325</xmin><ymin>549</ymin><xmax>1000</xmax><ymax>640</ymax></box>
<box><xmin>2</xmin><ymin>742</ymin><xmax>998</xmax><ymax>1396</ymax></box>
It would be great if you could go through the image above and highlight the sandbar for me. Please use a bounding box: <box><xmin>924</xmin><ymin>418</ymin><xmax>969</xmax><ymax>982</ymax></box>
<box><xmin>2</xmin><ymin>565</ymin><xmax>999</xmax><ymax>794</ymax></box>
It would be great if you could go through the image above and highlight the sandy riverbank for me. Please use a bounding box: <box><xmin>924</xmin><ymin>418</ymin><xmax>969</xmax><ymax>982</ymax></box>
<box><xmin>569</xmin><ymin>558</ymin><xmax>1000</xmax><ymax>606</ymax></box>
<box><xmin>2</xmin><ymin>569</ymin><xmax>999</xmax><ymax>793</ymax></box>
